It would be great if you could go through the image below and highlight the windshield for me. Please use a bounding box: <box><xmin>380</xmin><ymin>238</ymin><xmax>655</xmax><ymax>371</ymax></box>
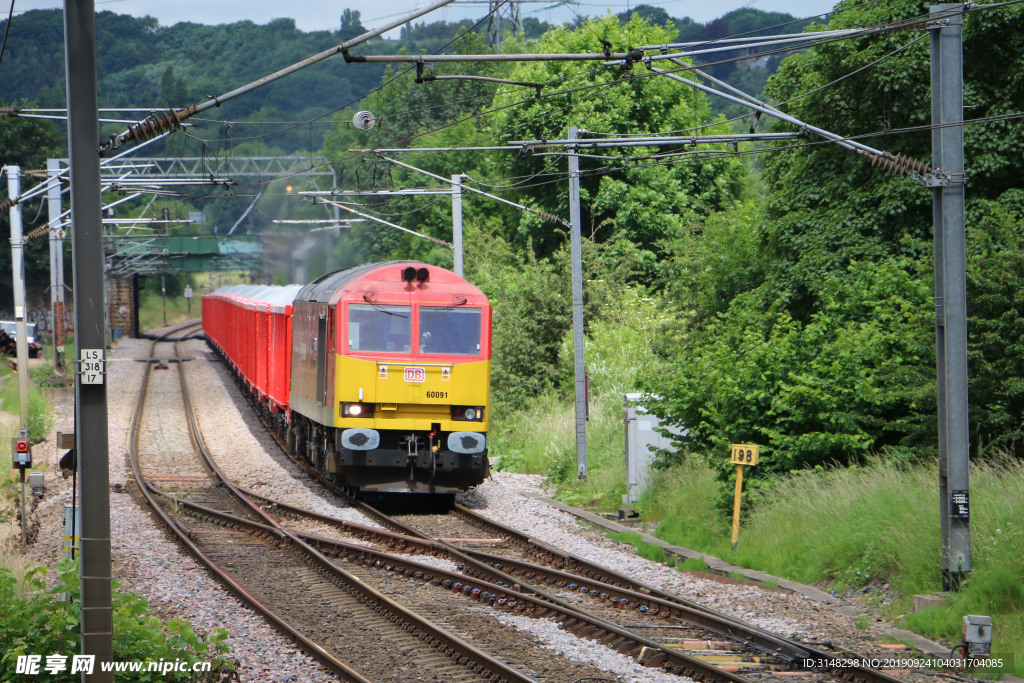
<box><xmin>348</xmin><ymin>304</ymin><xmax>411</xmax><ymax>353</ymax></box>
<box><xmin>419</xmin><ymin>307</ymin><xmax>481</xmax><ymax>355</ymax></box>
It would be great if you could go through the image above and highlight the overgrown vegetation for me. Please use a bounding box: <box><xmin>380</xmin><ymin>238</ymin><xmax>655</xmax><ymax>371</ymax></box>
<box><xmin>638</xmin><ymin>456</ymin><xmax>1024</xmax><ymax>676</ymax></box>
<box><xmin>0</xmin><ymin>364</ymin><xmax>56</xmax><ymax>443</ymax></box>
<box><xmin>0</xmin><ymin>559</ymin><xmax>234</xmax><ymax>681</ymax></box>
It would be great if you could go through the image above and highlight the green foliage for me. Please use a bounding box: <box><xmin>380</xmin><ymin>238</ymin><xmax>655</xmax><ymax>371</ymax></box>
<box><xmin>0</xmin><ymin>366</ymin><xmax>54</xmax><ymax>443</ymax></box>
<box><xmin>642</xmin><ymin>456</ymin><xmax>1024</xmax><ymax>675</ymax></box>
<box><xmin>484</xmin><ymin>14</ymin><xmax>743</xmax><ymax>259</ymax></box>
<box><xmin>486</xmin><ymin>254</ymin><xmax>571</xmax><ymax>410</ymax></box>
<box><xmin>760</xmin><ymin>0</ymin><xmax>1023</xmax><ymax>299</ymax></box>
<box><xmin>965</xmin><ymin>191</ymin><xmax>1024</xmax><ymax>455</ymax></box>
<box><xmin>27</xmin><ymin>388</ymin><xmax>54</xmax><ymax>444</ymax></box>
<box><xmin>644</xmin><ymin>0</ymin><xmax>1024</xmax><ymax>486</ymax></box>
<box><xmin>138</xmin><ymin>288</ymin><xmax>198</xmax><ymax>332</ymax></box>
<box><xmin>657</xmin><ymin>199</ymin><xmax>766</xmax><ymax>326</ymax></box>
<box><xmin>0</xmin><ymin>106</ymin><xmax>63</xmax><ymax>309</ymax></box>
<box><xmin>651</xmin><ymin>258</ymin><xmax>935</xmax><ymax>486</ymax></box>
<box><xmin>490</xmin><ymin>282</ymin><xmax>672</xmax><ymax>508</ymax></box>
<box><xmin>0</xmin><ymin>559</ymin><xmax>233</xmax><ymax>681</ymax></box>
<box><xmin>638</xmin><ymin>457</ymin><xmax>729</xmax><ymax>552</ymax></box>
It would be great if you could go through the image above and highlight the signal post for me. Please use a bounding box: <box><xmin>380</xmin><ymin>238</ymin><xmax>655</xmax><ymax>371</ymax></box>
<box><xmin>730</xmin><ymin>444</ymin><xmax>759</xmax><ymax>551</ymax></box>
<box><xmin>12</xmin><ymin>431</ymin><xmax>33</xmax><ymax>546</ymax></box>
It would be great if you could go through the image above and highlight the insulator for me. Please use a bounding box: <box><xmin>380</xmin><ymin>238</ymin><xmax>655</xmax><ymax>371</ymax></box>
<box><xmin>0</xmin><ymin>107</ymin><xmax>21</xmax><ymax>118</ymax></box>
<box><xmin>125</xmin><ymin>108</ymin><xmax>186</xmax><ymax>146</ymax></box>
<box><xmin>535</xmin><ymin>209</ymin><xmax>565</xmax><ymax>225</ymax></box>
<box><xmin>868</xmin><ymin>151</ymin><xmax>932</xmax><ymax>179</ymax></box>
<box><xmin>352</xmin><ymin>110</ymin><xmax>376</xmax><ymax>130</ymax></box>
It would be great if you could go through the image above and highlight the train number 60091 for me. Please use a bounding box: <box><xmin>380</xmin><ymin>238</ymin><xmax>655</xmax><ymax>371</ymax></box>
<box><xmin>426</xmin><ymin>391</ymin><xmax>447</xmax><ymax>399</ymax></box>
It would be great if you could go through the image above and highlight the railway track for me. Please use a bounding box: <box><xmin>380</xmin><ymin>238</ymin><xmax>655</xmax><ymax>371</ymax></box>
<box><xmin>229</xmin><ymin>391</ymin><xmax>913</xmax><ymax>683</ymax></box>
<box><xmin>128</xmin><ymin>327</ymin><xmax>546</xmax><ymax>682</ymax></box>
<box><xmin>237</xmin><ymin>487</ymin><xmax>919</xmax><ymax>683</ymax></box>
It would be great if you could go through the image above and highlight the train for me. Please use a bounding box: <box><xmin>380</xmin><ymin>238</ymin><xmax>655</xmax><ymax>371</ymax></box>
<box><xmin>201</xmin><ymin>261</ymin><xmax>492</xmax><ymax>496</ymax></box>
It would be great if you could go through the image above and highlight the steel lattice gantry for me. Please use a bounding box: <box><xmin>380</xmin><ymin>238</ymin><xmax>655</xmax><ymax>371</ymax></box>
<box><xmin>58</xmin><ymin>155</ymin><xmax>338</xmax><ymax>183</ymax></box>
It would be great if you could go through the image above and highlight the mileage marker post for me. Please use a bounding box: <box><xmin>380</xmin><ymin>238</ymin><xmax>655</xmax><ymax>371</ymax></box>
<box><xmin>729</xmin><ymin>444</ymin><xmax>759</xmax><ymax>551</ymax></box>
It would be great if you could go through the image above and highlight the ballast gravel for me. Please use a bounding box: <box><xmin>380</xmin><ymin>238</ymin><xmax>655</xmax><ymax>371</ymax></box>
<box><xmin>461</xmin><ymin>473</ymin><xmax>860</xmax><ymax>641</ymax></box>
<box><xmin>495</xmin><ymin>614</ymin><xmax>685</xmax><ymax>683</ymax></box>
<box><xmin>20</xmin><ymin>328</ymin><xmax>902</xmax><ymax>682</ymax></box>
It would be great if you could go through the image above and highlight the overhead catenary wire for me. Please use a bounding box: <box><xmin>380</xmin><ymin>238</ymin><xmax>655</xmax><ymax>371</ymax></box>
<box><xmin>171</xmin><ymin>0</ymin><xmax>512</xmax><ymax>150</ymax></box>
<box><xmin>0</xmin><ymin>0</ymin><xmax>15</xmax><ymax>72</ymax></box>
<box><xmin>144</xmin><ymin>0</ymin><xmax>882</xmax><ymax>174</ymax></box>
<box><xmin>98</xmin><ymin>0</ymin><xmax>459</xmax><ymax>155</ymax></box>
<box><xmin>312</xmin><ymin>198</ymin><xmax>453</xmax><ymax>247</ymax></box>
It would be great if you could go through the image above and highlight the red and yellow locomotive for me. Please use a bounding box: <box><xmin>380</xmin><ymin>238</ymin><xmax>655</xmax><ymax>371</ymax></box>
<box><xmin>202</xmin><ymin>261</ymin><xmax>491</xmax><ymax>495</ymax></box>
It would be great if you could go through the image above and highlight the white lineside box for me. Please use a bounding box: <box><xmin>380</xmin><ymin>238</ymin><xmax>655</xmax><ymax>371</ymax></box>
<box><xmin>623</xmin><ymin>394</ymin><xmax>686</xmax><ymax>506</ymax></box>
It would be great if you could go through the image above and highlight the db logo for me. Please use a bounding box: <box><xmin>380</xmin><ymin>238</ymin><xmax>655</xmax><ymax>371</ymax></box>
<box><xmin>404</xmin><ymin>367</ymin><xmax>426</xmax><ymax>383</ymax></box>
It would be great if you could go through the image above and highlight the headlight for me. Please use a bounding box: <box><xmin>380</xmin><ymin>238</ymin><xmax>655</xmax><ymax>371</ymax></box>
<box><xmin>341</xmin><ymin>402</ymin><xmax>374</xmax><ymax>417</ymax></box>
<box><xmin>451</xmin><ymin>406</ymin><xmax>484</xmax><ymax>421</ymax></box>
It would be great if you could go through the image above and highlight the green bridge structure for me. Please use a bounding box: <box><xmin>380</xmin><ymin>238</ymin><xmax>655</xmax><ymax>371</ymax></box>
<box><xmin>106</xmin><ymin>234</ymin><xmax>263</xmax><ymax>275</ymax></box>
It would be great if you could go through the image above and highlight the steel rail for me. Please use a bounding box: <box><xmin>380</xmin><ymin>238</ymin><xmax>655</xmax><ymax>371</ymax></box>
<box><xmin>208</xmin><ymin>342</ymin><xmax>905</xmax><ymax>683</ymax></box>
<box><xmin>164</xmin><ymin>495</ymin><xmax>762</xmax><ymax>681</ymax></box>
<box><xmin>174</xmin><ymin>337</ymin><xmax>542</xmax><ymax>683</ymax></box>
<box><xmin>126</xmin><ymin>327</ymin><xmax>371</xmax><ymax>682</ymax></box>
<box><xmin>131</xmin><ymin>329</ymin><xmax>536</xmax><ymax>683</ymax></box>
<box><xmin>240</xmin><ymin>486</ymin><xmax>806</xmax><ymax>661</ymax></box>
<box><xmin>349</xmin><ymin>496</ymin><xmax>906</xmax><ymax>683</ymax></box>
<box><xmin>448</xmin><ymin>505</ymin><xmax>909</xmax><ymax>683</ymax></box>
<box><xmin>213</xmin><ymin>368</ymin><xmax>758</xmax><ymax>681</ymax></box>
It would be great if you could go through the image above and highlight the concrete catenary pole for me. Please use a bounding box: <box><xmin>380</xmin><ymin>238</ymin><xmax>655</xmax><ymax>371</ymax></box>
<box><xmin>47</xmin><ymin>159</ymin><xmax>67</xmax><ymax>373</ymax></box>
<box><xmin>452</xmin><ymin>174</ymin><xmax>464</xmax><ymax>277</ymax></box>
<box><xmin>930</xmin><ymin>4</ymin><xmax>971</xmax><ymax>591</ymax></box>
<box><xmin>568</xmin><ymin>126</ymin><xmax>587</xmax><ymax>478</ymax></box>
<box><xmin>64</xmin><ymin>0</ymin><xmax>114</xmax><ymax>677</ymax></box>
<box><xmin>6</xmin><ymin>166</ymin><xmax>32</xmax><ymax>428</ymax></box>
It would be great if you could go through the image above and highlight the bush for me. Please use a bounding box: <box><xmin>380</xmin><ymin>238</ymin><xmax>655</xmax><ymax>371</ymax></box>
<box><xmin>649</xmin><ymin>258</ymin><xmax>936</xmax><ymax>492</ymax></box>
<box><xmin>27</xmin><ymin>388</ymin><xmax>54</xmax><ymax>443</ymax></box>
<box><xmin>0</xmin><ymin>559</ymin><xmax>233</xmax><ymax>682</ymax></box>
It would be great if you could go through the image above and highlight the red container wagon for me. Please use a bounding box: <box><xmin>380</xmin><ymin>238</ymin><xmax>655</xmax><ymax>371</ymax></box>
<box><xmin>202</xmin><ymin>285</ymin><xmax>301</xmax><ymax>432</ymax></box>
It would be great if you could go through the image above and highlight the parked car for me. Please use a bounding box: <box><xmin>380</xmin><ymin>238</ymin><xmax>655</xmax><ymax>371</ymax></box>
<box><xmin>0</xmin><ymin>321</ymin><xmax>42</xmax><ymax>358</ymax></box>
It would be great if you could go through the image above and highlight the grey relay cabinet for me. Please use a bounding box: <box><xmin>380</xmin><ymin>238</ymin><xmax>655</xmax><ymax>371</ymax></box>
<box><xmin>623</xmin><ymin>394</ymin><xmax>685</xmax><ymax>506</ymax></box>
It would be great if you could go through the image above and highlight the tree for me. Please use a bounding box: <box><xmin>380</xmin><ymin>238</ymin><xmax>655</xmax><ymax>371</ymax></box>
<box><xmin>484</xmin><ymin>14</ymin><xmax>743</xmax><ymax>261</ymax></box>
<box><xmin>339</xmin><ymin>9</ymin><xmax>365</xmax><ymax>41</ymax></box>
<box><xmin>158</xmin><ymin>66</ymin><xmax>189</xmax><ymax>108</ymax></box>
<box><xmin>0</xmin><ymin>109</ymin><xmax>64</xmax><ymax>309</ymax></box>
<box><xmin>760</xmin><ymin>0</ymin><xmax>1023</xmax><ymax>306</ymax></box>
<box><xmin>650</xmin><ymin>0</ymin><xmax>1024</xmax><ymax>473</ymax></box>
<box><xmin>652</xmin><ymin>258</ymin><xmax>935</xmax><ymax>479</ymax></box>
<box><xmin>758</xmin><ymin>0</ymin><xmax>1024</xmax><ymax>455</ymax></box>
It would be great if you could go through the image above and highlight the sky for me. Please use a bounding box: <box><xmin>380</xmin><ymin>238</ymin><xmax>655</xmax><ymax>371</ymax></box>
<box><xmin>11</xmin><ymin>0</ymin><xmax>840</xmax><ymax>35</ymax></box>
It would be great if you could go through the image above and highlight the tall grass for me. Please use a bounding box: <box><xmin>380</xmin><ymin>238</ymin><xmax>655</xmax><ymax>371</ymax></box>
<box><xmin>138</xmin><ymin>291</ymin><xmax>197</xmax><ymax>332</ymax></box>
<box><xmin>0</xmin><ymin>423</ymin><xmax>18</xmax><ymax>556</ymax></box>
<box><xmin>0</xmin><ymin>366</ymin><xmax>57</xmax><ymax>443</ymax></box>
<box><xmin>642</xmin><ymin>456</ymin><xmax>1024</xmax><ymax>676</ymax></box>
<box><xmin>491</xmin><ymin>394</ymin><xmax>627</xmax><ymax>508</ymax></box>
